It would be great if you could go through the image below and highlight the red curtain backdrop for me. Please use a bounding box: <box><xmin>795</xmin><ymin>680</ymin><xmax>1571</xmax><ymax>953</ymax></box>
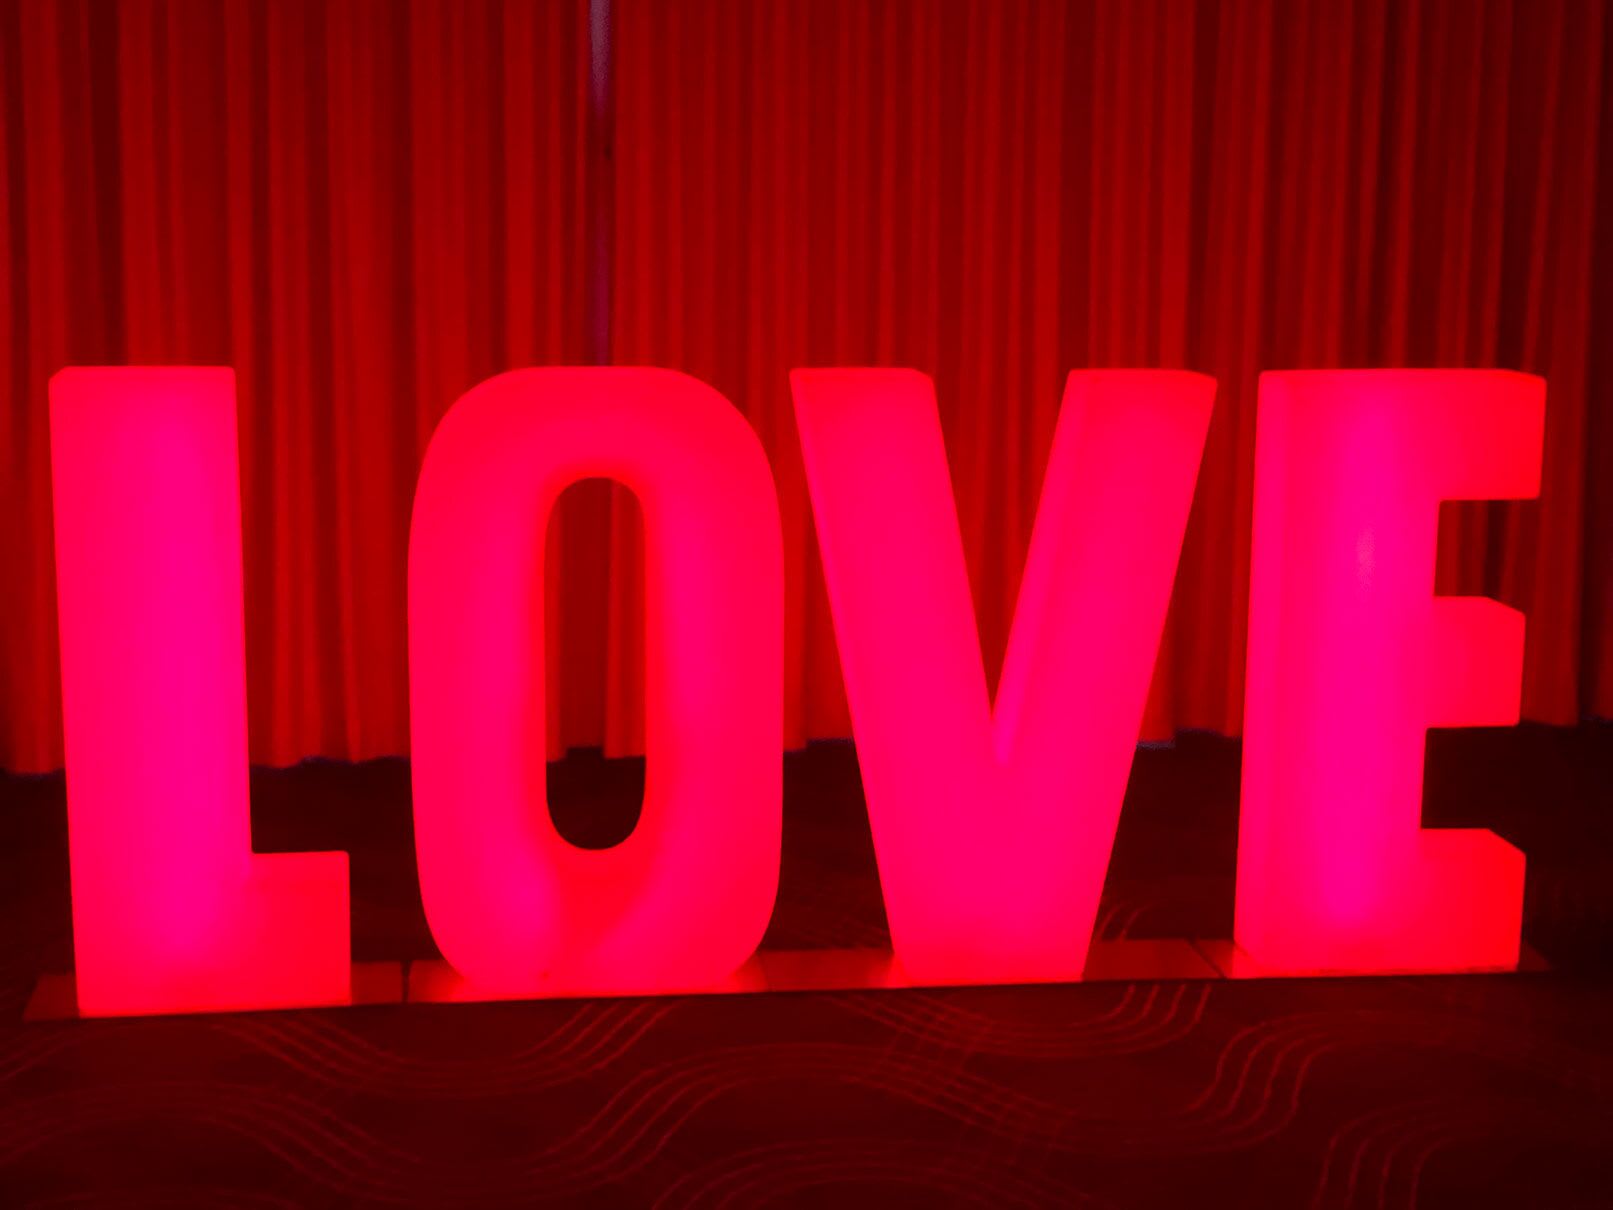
<box><xmin>1</xmin><ymin>0</ymin><xmax>596</xmax><ymax>771</ymax></box>
<box><xmin>1</xmin><ymin>0</ymin><xmax>1609</xmax><ymax>773</ymax></box>
<box><xmin>611</xmin><ymin>0</ymin><xmax>1613</xmax><ymax>747</ymax></box>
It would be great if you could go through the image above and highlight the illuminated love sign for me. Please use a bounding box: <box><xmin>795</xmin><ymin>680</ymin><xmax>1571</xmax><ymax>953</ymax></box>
<box><xmin>45</xmin><ymin>365</ymin><xmax>1545</xmax><ymax>1018</ymax></box>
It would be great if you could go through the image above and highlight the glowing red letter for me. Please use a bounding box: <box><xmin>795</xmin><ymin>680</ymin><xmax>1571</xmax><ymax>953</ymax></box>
<box><xmin>792</xmin><ymin>369</ymin><xmax>1213</xmax><ymax>983</ymax></box>
<box><xmin>409</xmin><ymin>369</ymin><xmax>783</xmax><ymax>996</ymax></box>
<box><xmin>1236</xmin><ymin>370</ymin><xmax>1544</xmax><ymax>974</ymax></box>
<box><xmin>50</xmin><ymin>368</ymin><xmax>350</xmax><ymax>1016</ymax></box>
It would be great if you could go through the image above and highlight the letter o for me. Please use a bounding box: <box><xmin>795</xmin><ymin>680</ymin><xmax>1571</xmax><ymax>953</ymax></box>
<box><xmin>409</xmin><ymin>368</ymin><xmax>783</xmax><ymax>995</ymax></box>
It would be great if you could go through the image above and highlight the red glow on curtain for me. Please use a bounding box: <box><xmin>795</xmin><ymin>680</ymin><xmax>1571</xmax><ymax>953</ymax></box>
<box><xmin>611</xmin><ymin>0</ymin><xmax>1611</xmax><ymax>749</ymax></box>
<box><xmin>1</xmin><ymin>0</ymin><xmax>1609</xmax><ymax>773</ymax></box>
<box><xmin>1</xmin><ymin>0</ymin><xmax>595</xmax><ymax>770</ymax></box>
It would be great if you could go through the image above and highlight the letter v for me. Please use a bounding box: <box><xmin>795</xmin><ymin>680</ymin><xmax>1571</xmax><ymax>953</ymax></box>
<box><xmin>791</xmin><ymin>369</ymin><xmax>1213</xmax><ymax>983</ymax></box>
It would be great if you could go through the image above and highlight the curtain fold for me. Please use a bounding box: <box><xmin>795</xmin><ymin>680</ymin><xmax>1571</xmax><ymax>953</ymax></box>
<box><xmin>1</xmin><ymin>0</ymin><xmax>594</xmax><ymax>770</ymax></box>
<box><xmin>0</xmin><ymin>0</ymin><xmax>1607</xmax><ymax>774</ymax></box>
<box><xmin>611</xmin><ymin>0</ymin><xmax>1610</xmax><ymax>748</ymax></box>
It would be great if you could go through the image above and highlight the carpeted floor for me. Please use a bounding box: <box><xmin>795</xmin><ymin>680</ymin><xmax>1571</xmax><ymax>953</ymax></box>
<box><xmin>0</xmin><ymin>726</ymin><xmax>1609</xmax><ymax>1207</ymax></box>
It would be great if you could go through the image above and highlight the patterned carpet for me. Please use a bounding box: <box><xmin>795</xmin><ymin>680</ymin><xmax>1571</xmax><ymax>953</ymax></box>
<box><xmin>0</xmin><ymin>728</ymin><xmax>1609</xmax><ymax>1207</ymax></box>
